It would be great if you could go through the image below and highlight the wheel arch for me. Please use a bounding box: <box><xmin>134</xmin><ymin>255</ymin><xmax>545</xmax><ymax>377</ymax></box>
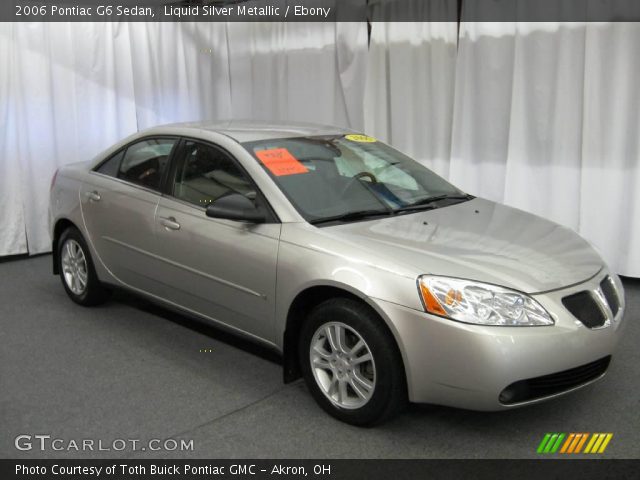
<box><xmin>51</xmin><ymin>218</ymin><xmax>78</xmax><ymax>275</ymax></box>
<box><xmin>282</xmin><ymin>283</ymin><xmax>408</xmax><ymax>386</ymax></box>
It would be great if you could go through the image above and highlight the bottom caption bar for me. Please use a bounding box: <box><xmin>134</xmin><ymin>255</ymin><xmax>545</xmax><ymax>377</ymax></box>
<box><xmin>3</xmin><ymin>459</ymin><xmax>639</xmax><ymax>480</ymax></box>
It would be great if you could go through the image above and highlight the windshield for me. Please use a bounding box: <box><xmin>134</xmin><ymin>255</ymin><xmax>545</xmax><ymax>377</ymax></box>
<box><xmin>242</xmin><ymin>134</ymin><xmax>469</xmax><ymax>224</ymax></box>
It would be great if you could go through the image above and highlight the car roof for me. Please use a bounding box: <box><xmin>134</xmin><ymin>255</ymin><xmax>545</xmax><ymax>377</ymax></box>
<box><xmin>143</xmin><ymin>120</ymin><xmax>356</xmax><ymax>143</ymax></box>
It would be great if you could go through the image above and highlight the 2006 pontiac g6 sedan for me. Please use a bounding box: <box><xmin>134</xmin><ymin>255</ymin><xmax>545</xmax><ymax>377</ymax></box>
<box><xmin>50</xmin><ymin>121</ymin><xmax>625</xmax><ymax>425</ymax></box>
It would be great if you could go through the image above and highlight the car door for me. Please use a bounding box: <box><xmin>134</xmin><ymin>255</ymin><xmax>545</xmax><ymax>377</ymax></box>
<box><xmin>81</xmin><ymin>137</ymin><xmax>179</xmax><ymax>292</ymax></box>
<box><xmin>153</xmin><ymin>139</ymin><xmax>281</xmax><ymax>342</ymax></box>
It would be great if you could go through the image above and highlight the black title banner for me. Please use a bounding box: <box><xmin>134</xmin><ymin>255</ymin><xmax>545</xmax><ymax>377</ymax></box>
<box><xmin>2</xmin><ymin>459</ymin><xmax>640</xmax><ymax>480</ymax></box>
<box><xmin>3</xmin><ymin>0</ymin><xmax>640</xmax><ymax>22</ymax></box>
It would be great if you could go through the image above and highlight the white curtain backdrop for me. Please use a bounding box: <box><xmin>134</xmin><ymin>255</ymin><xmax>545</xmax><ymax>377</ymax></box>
<box><xmin>363</xmin><ymin>19</ymin><xmax>458</xmax><ymax>178</ymax></box>
<box><xmin>448</xmin><ymin>22</ymin><xmax>640</xmax><ymax>277</ymax></box>
<box><xmin>3</xmin><ymin>23</ymin><xmax>139</xmax><ymax>255</ymax></box>
<box><xmin>0</xmin><ymin>24</ymin><xmax>27</xmax><ymax>256</ymax></box>
<box><xmin>1</xmin><ymin>19</ymin><xmax>639</xmax><ymax>277</ymax></box>
<box><xmin>0</xmin><ymin>21</ymin><xmax>367</xmax><ymax>258</ymax></box>
<box><xmin>451</xmin><ymin>22</ymin><xmax>587</xmax><ymax>228</ymax></box>
<box><xmin>127</xmin><ymin>22</ymin><xmax>233</xmax><ymax>130</ymax></box>
<box><xmin>580</xmin><ymin>22</ymin><xmax>640</xmax><ymax>277</ymax></box>
<box><xmin>226</xmin><ymin>22</ymin><xmax>366</xmax><ymax>129</ymax></box>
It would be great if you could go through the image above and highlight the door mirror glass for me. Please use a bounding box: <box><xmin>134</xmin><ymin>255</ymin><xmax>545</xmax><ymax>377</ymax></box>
<box><xmin>206</xmin><ymin>193</ymin><xmax>265</xmax><ymax>223</ymax></box>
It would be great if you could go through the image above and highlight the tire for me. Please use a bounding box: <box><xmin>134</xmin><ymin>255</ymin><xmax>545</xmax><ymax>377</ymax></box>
<box><xmin>299</xmin><ymin>297</ymin><xmax>407</xmax><ymax>426</ymax></box>
<box><xmin>57</xmin><ymin>227</ymin><xmax>110</xmax><ymax>306</ymax></box>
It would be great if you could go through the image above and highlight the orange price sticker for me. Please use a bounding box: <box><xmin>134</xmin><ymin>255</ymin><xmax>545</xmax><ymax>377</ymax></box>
<box><xmin>255</xmin><ymin>148</ymin><xmax>308</xmax><ymax>176</ymax></box>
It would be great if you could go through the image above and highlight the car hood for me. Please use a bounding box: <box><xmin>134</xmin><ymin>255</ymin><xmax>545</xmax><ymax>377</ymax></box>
<box><xmin>322</xmin><ymin>198</ymin><xmax>603</xmax><ymax>294</ymax></box>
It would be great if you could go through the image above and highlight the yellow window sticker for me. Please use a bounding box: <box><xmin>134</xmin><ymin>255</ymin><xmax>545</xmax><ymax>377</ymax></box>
<box><xmin>344</xmin><ymin>134</ymin><xmax>377</xmax><ymax>143</ymax></box>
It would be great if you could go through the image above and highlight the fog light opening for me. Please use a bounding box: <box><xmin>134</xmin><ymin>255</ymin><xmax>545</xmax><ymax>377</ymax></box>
<box><xmin>499</xmin><ymin>383</ymin><xmax>529</xmax><ymax>404</ymax></box>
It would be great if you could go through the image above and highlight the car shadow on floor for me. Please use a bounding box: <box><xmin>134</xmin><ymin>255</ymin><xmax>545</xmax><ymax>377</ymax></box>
<box><xmin>110</xmin><ymin>288</ymin><xmax>283</xmax><ymax>366</ymax></box>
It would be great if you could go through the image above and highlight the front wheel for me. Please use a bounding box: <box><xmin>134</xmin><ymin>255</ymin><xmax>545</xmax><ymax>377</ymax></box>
<box><xmin>57</xmin><ymin>227</ymin><xmax>110</xmax><ymax>306</ymax></box>
<box><xmin>299</xmin><ymin>298</ymin><xmax>407</xmax><ymax>426</ymax></box>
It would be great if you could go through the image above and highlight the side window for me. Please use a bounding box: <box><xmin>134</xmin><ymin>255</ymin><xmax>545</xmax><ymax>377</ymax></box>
<box><xmin>173</xmin><ymin>141</ymin><xmax>254</xmax><ymax>207</ymax></box>
<box><xmin>95</xmin><ymin>150</ymin><xmax>124</xmax><ymax>177</ymax></box>
<box><xmin>118</xmin><ymin>138</ymin><xmax>177</xmax><ymax>190</ymax></box>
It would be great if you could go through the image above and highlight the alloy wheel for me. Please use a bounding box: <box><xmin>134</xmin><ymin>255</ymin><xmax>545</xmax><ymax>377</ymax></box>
<box><xmin>309</xmin><ymin>321</ymin><xmax>376</xmax><ymax>409</ymax></box>
<box><xmin>61</xmin><ymin>239</ymin><xmax>88</xmax><ymax>295</ymax></box>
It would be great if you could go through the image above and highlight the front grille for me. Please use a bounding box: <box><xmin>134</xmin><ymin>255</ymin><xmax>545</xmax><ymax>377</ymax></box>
<box><xmin>600</xmin><ymin>277</ymin><xmax>620</xmax><ymax>317</ymax></box>
<box><xmin>499</xmin><ymin>356</ymin><xmax>611</xmax><ymax>405</ymax></box>
<box><xmin>562</xmin><ymin>291</ymin><xmax>606</xmax><ymax>328</ymax></box>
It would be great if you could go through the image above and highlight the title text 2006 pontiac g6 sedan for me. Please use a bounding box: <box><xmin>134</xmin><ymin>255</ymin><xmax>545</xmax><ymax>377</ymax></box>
<box><xmin>49</xmin><ymin>121</ymin><xmax>625</xmax><ymax>425</ymax></box>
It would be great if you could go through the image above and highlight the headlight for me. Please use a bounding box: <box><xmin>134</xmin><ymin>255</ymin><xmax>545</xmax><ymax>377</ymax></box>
<box><xmin>418</xmin><ymin>275</ymin><xmax>554</xmax><ymax>326</ymax></box>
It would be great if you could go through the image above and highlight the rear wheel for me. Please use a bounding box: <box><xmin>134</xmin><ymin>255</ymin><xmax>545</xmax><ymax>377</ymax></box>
<box><xmin>57</xmin><ymin>227</ymin><xmax>110</xmax><ymax>306</ymax></box>
<box><xmin>299</xmin><ymin>298</ymin><xmax>407</xmax><ymax>426</ymax></box>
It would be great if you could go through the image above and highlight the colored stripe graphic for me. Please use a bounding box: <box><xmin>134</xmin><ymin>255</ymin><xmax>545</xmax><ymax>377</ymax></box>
<box><xmin>537</xmin><ymin>434</ymin><xmax>552</xmax><ymax>453</ymax></box>
<box><xmin>537</xmin><ymin>433</ymin><xmax>565</xmax><ymax>454</ymax></box>
<box><xmin>560</xmin><ymin>433</ymin><xmax>575</xmax><ymax>453</ymax></box>
<box><xmin>574</xmin><ymin>433</ymin><xmax>589</xmax><ymax>453</ymax></box>
<box><xmin>544</xmin><ymin>433</ymin><xmax>559</xmax><ymax>453</ymax></box>
<box><xmin>584</xmin><ymin>434</ymin><xmax>599</xmax><ymax>453</ymax></box>
<box><xmin>550</xmin><ymin>433</ymin><xmax>565</xmax><ymax>453</ymax></box>
<box><xmin>567</xmin><ymin>433</ymin><xmax>584</xmax><ymax>453</ymax></box>
<box><xmin>585</xmin><ymin>433</ymin><xmax>614</xmax><ymax>454</ymax></box>
<box><xmin>597</xmin><ymin>434</ymin><xmax>613</xmax><ymax>453</ymax></box>
<box><xmin>538</xmin><ymin>433</ymin><xmax>613</xmax><ymax>454</ymax></box>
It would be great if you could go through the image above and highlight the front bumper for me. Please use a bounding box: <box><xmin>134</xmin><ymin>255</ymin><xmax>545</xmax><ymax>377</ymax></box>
<box><xmin>372</xmin><ymin>270</ymin><xmax>626</xmax><ymax>411</ymax></box>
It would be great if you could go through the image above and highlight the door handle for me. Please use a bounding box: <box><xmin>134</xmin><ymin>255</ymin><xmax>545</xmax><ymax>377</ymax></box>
<box><xmin>160</xmin><ymin>216</ymin><xmax>181</xmax><ymax>231</ymax></box>
<box><xmin>85</xmin><ymin>191</ymin><xmax>101</xmax><ymax>202</ymax></box>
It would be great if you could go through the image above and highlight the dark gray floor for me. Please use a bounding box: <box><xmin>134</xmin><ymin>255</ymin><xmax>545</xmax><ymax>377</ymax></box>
<box><xmin>1</xmin><ymin>255</ymin><xmax>638</xmax><ymax>459</ymax></box>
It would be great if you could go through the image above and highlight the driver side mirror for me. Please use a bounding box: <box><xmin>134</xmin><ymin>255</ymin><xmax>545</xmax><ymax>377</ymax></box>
<box><xmin>205</xmin><ymin>193</ymin><xmax>265</xmax><ymax>223</ymax></box>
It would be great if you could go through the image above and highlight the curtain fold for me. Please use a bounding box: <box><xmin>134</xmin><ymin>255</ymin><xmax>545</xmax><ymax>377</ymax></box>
<box><xmin>0</xmin><ymin>23</ymin><xmax>28</xmax><ymax>256</ymax></box>
<box><xmin>2</xmin><ymin>23</ymin><xmax>139</xmax><ymax>255</ymax></box>
<box><xmin>450</xmin><ymin>22</ymin><xmax>587</xmax><ymax>229</ymax></box>
<box><xmin>579</xmin><ymin>22</ymin><xmax>640</xmax><ymax>277</ymax></box>
<box><xmin>226</xmin><ymin>21</ymin><xmax>367</xmax><ymax>129</ymax></box>
<box><xmin>449</xmin><ymin>22</ymin><xmax>517</xmax><ymax>203</ymax></box>
<box><xmin>128</xmin><ymin>22</ymin><xmax>232</xmax><ymax>130</ymax></box>
<box><xmin>363</xmin><ymin>18</ymin><xmax>458</xmax><ymax>178</ymax></box>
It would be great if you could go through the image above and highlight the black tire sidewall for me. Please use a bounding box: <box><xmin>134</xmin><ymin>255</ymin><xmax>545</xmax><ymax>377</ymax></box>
<box><xmin>299</xmin><ymin>298</ymin><xmax>406</xmax><ymax>426</ymax></box>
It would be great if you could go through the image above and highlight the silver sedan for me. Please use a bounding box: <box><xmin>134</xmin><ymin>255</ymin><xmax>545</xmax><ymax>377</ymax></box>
<box><xmin>49</xmin><ymin>121</ymin><xmax>626</xmax><ymax>425</ymax></box>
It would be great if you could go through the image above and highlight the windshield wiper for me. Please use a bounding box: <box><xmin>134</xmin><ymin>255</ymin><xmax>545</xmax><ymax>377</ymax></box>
<box><xmin>310</xmin><ymin>194</ymin><xmax>474</xmax><ymax>225</ymax></box>
<box><xmin>394</xmin><ymin>194</ymin><xmax>474</xmax><ymax>213</ymax></box>
<box><xmin>310</xmin><ymin>209</ymin><xmax>393</xmax><ymax>226</ymax></box>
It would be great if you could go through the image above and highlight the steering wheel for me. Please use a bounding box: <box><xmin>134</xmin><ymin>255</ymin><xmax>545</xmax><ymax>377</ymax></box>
<box><xmin>138</xmin><ymin>168</ymin><xmax>157</xmax><ymax>181</ymax></box>
<box><xmin>372</xmin><ymin>162</ymin><xmax>398</xmax><ymax>178</ymax></box>
<box><xmin>340</xmin><ymin>171</ymin><xmax>378</xmax><ymax>197</ymax></box>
